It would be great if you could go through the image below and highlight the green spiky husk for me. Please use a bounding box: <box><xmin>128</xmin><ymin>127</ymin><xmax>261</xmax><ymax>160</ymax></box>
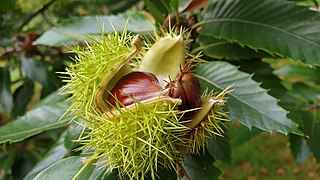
<box><xmin>76</xmin><ymin>97</ymin><xmax>190</xmax><ymax>179</ymax></box>
<box><xmin>183</xmin><ymin>90</ymin><xmax>230</xmax><ymax>155</ymax></box>
<box><xmin>188</xmin><ymin>106</ymin><xmax>228</xmax><ymax>154</ymax></box>
<box><xmin>61</xmin><ymin>27</ymin><xmax>230</xmax><ymax>179</ymax></box>
<box><xmin>60</xmin><ymin>31</ymin><xmax>133</xmax><ymax>117</ymax></box>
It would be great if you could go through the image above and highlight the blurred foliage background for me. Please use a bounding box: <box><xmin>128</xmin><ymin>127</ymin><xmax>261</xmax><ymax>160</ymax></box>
<box><xmin>0</xmin><ymin>0</ymin><xmax>320</xmax><ymax>179</ymax></box>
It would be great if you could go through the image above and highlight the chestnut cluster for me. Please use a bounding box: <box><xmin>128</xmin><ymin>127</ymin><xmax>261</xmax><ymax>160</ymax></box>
<box><xmin>107</xmin><ymin>63</ymin><xmax>201</xmax><ymax>113</ymax></box>
<box><xmin>63</xmin><ymin>31</ymin><xmax>228</xmax><ymax>179</ymax></box>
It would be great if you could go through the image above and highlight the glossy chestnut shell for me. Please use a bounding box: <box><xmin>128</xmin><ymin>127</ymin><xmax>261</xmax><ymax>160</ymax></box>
<box><xmin>107</xmin><ymin>71</ymin><xmax>163</xmax><ymax>107</ymax></box>
<box><xmin>166</xmin><ymin>64</ymin><xmax>201</xmax><ymax>111</ymax></box>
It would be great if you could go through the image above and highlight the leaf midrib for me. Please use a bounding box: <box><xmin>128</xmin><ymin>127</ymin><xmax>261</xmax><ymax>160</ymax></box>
<box><xmin>201</xmin><ymin>18</ymin><xmax>320</xmax><ymax>48</ymax></box>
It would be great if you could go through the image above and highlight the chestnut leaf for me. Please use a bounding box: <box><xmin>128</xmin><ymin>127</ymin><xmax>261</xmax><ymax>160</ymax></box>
<box><xmin>24</xmin><ymin>131</ymin><xmax>69</xmax><ymax>180</ymax></box>
<box><xmin>196</xmin><ymin>35</ymin><xmax>270</xmax><ymax>61</ymax></box>
<box><xmin>34</xmin><ymin>12</ymin><xmax>155</xmax><ymax>47</ymax></box>
<box><xmin>34</xmin><ymin>156</ymin><xmax>95</xmax><ymax>180</ymax></box>
<box><xmin>0</xmin><ymin>92</ymin><xmax>71</xmax><ymax>144</ymax></box>
<box><xmin>196</xmin><ymin>61</ymin><xmax>303</xmax><ymax>135</ymax></box>
<box><xmin>200</xmin><ymin>0</ymin><xmax>320</xmax><ymax>65</ymax></box>
<box><xmin>183</xmin><ymin>152</ymin><xmax>221</xmax><ymax>180</ymax></box>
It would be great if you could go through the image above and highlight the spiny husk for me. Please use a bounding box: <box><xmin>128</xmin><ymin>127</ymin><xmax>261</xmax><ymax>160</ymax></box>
<box><xmin>60</xmin><ymin>28</ymin><xmax>194</xmax><ymax>179</ymax></box>
<box><xmin>76</xmin><ymin>97</ymin><xmax>190</xmax><ymax>179</ymax></box>
<box><xmin>60</xmin><ymin>30</ymin><xmax>133</xmax><ymax>117</ymax></box>
<box><xmin>61</xmin><ymin>26</ymin><xmax>230</xmax><ymax>180</ymax></box>
<box><xmin>186</xmin><ymin>88</ymin><xmax>231</xmax><ymax>154</ymax></box>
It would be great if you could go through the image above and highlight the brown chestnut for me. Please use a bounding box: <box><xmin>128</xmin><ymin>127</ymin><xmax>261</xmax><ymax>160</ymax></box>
<box><xmin>166</xmin><ymin>63</ymin><xmax>201</xmax><ymax>111</ymax></box>
<box><xmin>107</xmin><ymin>71</ymin><xmax>163</xmax><ymax>107</ymax></box>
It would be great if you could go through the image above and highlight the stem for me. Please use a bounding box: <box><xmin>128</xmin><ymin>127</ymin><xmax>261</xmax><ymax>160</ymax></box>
<box><xmin>16</xmin><ymin>0</ymin><xmax>56</xmax><ymax>32</ymax></box>
<box><xmin>95</xmin><ymin>35</ymin><xmax>144</xmax><ymax>112</ymax></box>
<box><xmin>126</xmin><ymin>35</ymin><xmax>144</xmax><ymax>60</ymax></box>
<box><xmin>176</xmin><ymin>160</ymin><xmax>190</xmax><ymax>180</ymax></box>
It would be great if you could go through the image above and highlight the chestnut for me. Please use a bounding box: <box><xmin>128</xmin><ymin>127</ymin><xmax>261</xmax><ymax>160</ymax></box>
<box><xmin>107</xmin><ymin>71</ymin><xmax>163</xmax><ymax>107</ymax></box>
<box><xmin>166</xmin><ymin>63</ymin><xmax>201</xmax><ymax>111</ymax></box>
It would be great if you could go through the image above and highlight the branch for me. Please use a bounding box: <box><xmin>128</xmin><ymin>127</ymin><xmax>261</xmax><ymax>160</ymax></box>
<box><xmin>16</xmin><ymin>0</ymin><xmax>57</xmax><ymax>32</ymax></box>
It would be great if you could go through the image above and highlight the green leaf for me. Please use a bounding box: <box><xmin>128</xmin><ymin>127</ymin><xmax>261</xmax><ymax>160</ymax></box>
<box><xmin>21</xmin><ymin>57</ymin><xmax>48</xmax><ymax>85</ymax></box>
<box><xmin>162</xmin><ymin>0</ymin><xmax>180</xmax><ymax>13</ymax></box>
<box><xmin>11</xmin><ymin>79</ymin><xmax>34</xmax><ymax>119</ymax></box>
<box><xmin>0</xmin><ymin>0</ymin><xmax>15</xmax><ymax>11</ymax></box>
<box><xmin>74</xmin><ymin>161</ymin><xmax>96</xmax><ymax>180</ymax></box>
<box><xmin>89</xmin><ymin>164</ymin><xmax>112</xmax><ymax>180</ymax></box>
<box><xmin>0</xmin><ymin>101</ymin><xmax>71</xmax><ymax>144</ymax></box>
<box><xmin>90</xmin><ymin>165</ymin><xmax>177</xmax><ymax>180</ymax></box>
<box><xmin>288</xmin><ymin>83</ymin><xmax>320</xmax><ymax>103</ymax></box>
<box><xmin>33</xmin><ymin>156</ymin><xmax>94</xmax><ymax>180</ymax></box>
<box><xmin>234</xmin><ymin>60</ymin><xmax>288</xmax><ymax>97</ymax></box>
<box><xmin>0</xmin><ymin>154</ymin><xmax>14</xmax><ymax>174</ymax></box>
<box><xmin>273</xmin><ymin>61</ymin><xmax>320</xmax><ymax>85</ymax></box>
<box><xmin>196</xmin><ymin>35</ymin><xmax>270</xmax><ymax>60</ymax></box>
<box><xmin>289</xmin><ymin>134</ymin><xmax>310</xmax><ymax>163</ymax></box>
<box><xmin>23</xmin><ymin>130</ymin><xmax>69</xmax><ymax>180</ymax></box>
<box><xmin>208</xmin><ymin>128</ymin><xmax>231</xmax><ymax>163</ymax></box>
<box><xmin>33</xmin><ymin>91</ymin><xmax>67</xmax><ymax>108</ymax></box>
<box><xmin>196</xmin><ymin>61</ymin><xmax>303</xmax><ymax>135</ymax></box>
<box><xmin>21</xmin><ymin>57</ymin><xmax>60</xmax><ymax>97</ymax></box>
<box><xmin>34</xmin><ymin>12</ymin><xmax>155</xmax><ymax>46</ymax></box>
<box><xmin>105</xmin><ymin>0</ymin><xmax>140</xmax><ymax>14</ymax></box>
<box><xmin>64</xmin><ymin>125</ymin><xmax>82</xmax><ymax>150</ymax></box>
<box><xmin>200</xmin><ymin>0</ymin><xmax>320</xmax><ymax>65</ymax></box>
<box><xmin>183</xmin><ymin>152</ymin><xmax>221</xmax><ymax>180</ymax></box>
<box><xmin>147</xmin><ymin>168</ymin><xmax>177</xmax><ymax>180</ymax></box>
<box><xmin>301</xmin><ymin>114</ymin><xmax>320</xmax><ymax>162</ymax></box>
<box><xmin>308</xmin><ymin>123</ymin><xmax>320</xmax><ymax>162</ymax></box>
<box><xmin>102</xmin><ymin>171</ymin><xmax>118</xmax><ymax>180</ymax></box>
<box><xmin>144</xmin><ymin>0</ymin><xmax>168</xmax><ymax>23</ymax></box>
<box><xmin>0</xmin><ymin>67</ymin><xmax>13</xmax><ymax>116</ymax></box>
<box><xmin>228</xmin><ymin>123</ymin><xmax>261</xmax><ymax>148</ymax></box>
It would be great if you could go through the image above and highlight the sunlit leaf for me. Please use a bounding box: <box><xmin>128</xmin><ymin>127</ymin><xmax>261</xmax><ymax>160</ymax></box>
<box><xmin>34</xmin><ymin>12</ymin><xmax>155</xmax><ymax>46</ymax></box>
<box><xmin>0</xmin><ymin>101</ymin><xmax>71</xmax><ymax>144</ymax></box>
<box><xmin>33</xmin><ymin>156</ymin><xmax>94</xmax><ymax>180</ymax></box>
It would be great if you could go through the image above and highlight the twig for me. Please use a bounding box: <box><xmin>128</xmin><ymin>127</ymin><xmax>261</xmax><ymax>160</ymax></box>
<box><xmin>176</xmin><ymin>160</ymin><xmax>190</xmax><ymax>180</ymax></box>
<box><xmin>16</xmin><ymin>0</ymin><xmax>57</xmax><ymax>32</ymax></box>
